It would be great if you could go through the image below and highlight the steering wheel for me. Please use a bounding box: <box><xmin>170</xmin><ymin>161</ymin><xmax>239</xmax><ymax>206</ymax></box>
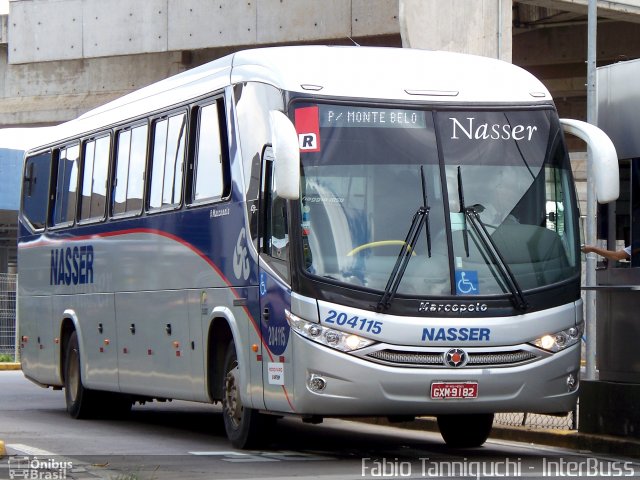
<box><xmin>347</xmin><ymin>240</ymin><xmax>416</xmax><ymax>256</ymax></box>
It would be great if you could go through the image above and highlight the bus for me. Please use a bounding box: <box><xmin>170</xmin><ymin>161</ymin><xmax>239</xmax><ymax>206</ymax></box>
<box><xmin>17</xmin><ymin>46</ymin><xmax>618</xmax><ymax>449</ymax></box>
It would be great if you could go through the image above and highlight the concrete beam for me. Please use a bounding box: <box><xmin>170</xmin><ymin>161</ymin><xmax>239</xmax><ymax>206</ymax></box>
<box><xmin>8</xmin><ymin>0</ymin><xmax>400</xmax><ymax>64</ymax></box>
<box><xmin>514</xmin><ymin>20</ymin><xmax>640</xmax><ymax>66</ymax></box>
<box><xmin>400</xmin><ymin>0</ymin><xmax>512</xmax><ymax>61</ymax></box>
<box><xmin>543</xmin><ymin>76</ymin><xmax>588</xmax><ymax>97</ymax></box>
<box><xmin>84</xmin><ymin>0</ymin><xmax>168</xmax><ymax>59</ymax></box>
<box><xmin>517</xmin><ymin>0</ymin><xmax>640</xmax><ymax>23</ymax></box>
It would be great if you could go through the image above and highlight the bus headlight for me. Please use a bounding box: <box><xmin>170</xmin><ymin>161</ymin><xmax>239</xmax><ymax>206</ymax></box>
<box><xmin>531</xmin><ymin>323</ymin><xmax>583</xmax><ymax>353</ymax></box>
<box><xmin>285</xmin><ymin>310</ymin><xmax>376</xmax><ymax>352</ymax></box>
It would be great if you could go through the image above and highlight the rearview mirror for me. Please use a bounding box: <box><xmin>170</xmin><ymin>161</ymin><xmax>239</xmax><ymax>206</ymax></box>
<box><xmin>270</xmin><ymin>110</ymin><xmax>300</xmax><ymax>200</ymax></box>
<box><xmin>560</xmin><ymin>119</ymin><xmax>619</xmax><ymax>204</ymax></box>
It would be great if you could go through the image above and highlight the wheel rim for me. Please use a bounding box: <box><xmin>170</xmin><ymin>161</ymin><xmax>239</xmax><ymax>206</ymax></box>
<box><xmin>68</xmin><ymin>347</ymin><xmax>80</xmax><ymax>403</ymax></box>
<box><xmin>223</xmin><ymin>360</ymin><xmax>242</xmax><ymax>429</ymax></box>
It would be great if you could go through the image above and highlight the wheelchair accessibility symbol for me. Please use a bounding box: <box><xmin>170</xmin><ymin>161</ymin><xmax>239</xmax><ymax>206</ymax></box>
<box><xmin>455</xmin><ymin>270</ymin><xmax>479</xmax><ymax>295</ymax></box>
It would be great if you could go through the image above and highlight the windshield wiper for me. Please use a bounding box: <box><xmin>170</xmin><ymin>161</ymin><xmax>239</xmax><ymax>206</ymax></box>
<box><xmin>457</xmin><ymin>167</ymin><xmax>529</xmax><ymax>312</ymax></box>
<box><xmin>420</xmin><ymin>165</ymin><xmax>432</xmax><ymax>257</ymax></box>
<box><xmin>457</xmin><ymin>166</ymin><xmax>470</xmax><ymax>257</ymax></box>
<box><xmin>375</xmin><ymin>205</ymin><xmax>428</xmax><ymax>313</ymax></box>
<box><xmin>375</xmin><ymin>166</ymin><xmax>432</xmax><ymax>313</ymax></box>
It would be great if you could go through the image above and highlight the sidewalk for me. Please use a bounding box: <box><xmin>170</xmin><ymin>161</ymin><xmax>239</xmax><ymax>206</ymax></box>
<box><xmin>0</xmin><ymin>363</ymin><xmax>20</xmax><ymax>371</ymax></box>
<box><xmin>360</xmin><ymin>417</ymin><xmax>640</xmax><ymax>459</ymax></box>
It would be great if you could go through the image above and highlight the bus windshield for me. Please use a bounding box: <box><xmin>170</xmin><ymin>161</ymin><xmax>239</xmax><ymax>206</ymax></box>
<box><xmin>295</xmin><ymin>103</ymin><xmax>579</xmax><ymax>298</ymax></box>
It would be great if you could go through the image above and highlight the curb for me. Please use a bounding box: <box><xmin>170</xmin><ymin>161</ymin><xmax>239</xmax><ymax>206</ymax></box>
<box><xmin>0</xmin><ymin>363</ymin><xmax>21</xmax><ymax>371</ymax></box>
<box><xmin>358</xmin><ymin>417</ymin><xmax>640</xmax><ymax>459</ymax></box>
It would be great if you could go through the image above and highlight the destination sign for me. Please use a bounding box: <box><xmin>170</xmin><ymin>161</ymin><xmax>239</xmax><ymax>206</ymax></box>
<box><xmin>320</xmin><ymin>105</ymin><xmax>426</xmax><ymax>128</ymax></box>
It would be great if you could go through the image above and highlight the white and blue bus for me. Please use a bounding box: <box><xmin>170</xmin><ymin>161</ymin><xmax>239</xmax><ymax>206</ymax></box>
<box><xmin>18</xmin><ymin>46</ymin><xmax>618</xmax><ymax>449</ymax></box>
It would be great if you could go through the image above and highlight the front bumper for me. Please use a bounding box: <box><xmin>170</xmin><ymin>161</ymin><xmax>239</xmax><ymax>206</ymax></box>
<box><xmin>289</xmin><ymin>332</ymin><xmax>580</xmax><ymax>416</ymax></box>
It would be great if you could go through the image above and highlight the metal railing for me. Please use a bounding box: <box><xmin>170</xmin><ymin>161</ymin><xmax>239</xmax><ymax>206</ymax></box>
<box><xmin>495</xmin><ymin>409</ymin><xmax>578</xmax><ymax>430</ymax></box>
<box><xmin>0</xmin><ymin>273</ymin><xmax>17</xmax><ymax>360</ymax></box>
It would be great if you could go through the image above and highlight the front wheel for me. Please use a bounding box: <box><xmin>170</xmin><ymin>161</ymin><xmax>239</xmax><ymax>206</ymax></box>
<box><xmin>221</xmin><ymin>341</ymin><xmax>274</xmax><ymax>449</ymax></box>
<box><xmin>436</xmin><ymin>413</ymin><xmax>494</xmax><ymax>448</ymax></box>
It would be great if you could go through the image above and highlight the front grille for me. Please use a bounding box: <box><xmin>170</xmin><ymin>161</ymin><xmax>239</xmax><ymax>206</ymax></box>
<box><xmin>467</xmin><ymin>351</ymin><xmax>536</xmax><ymax>366</ymax></box>
<box><xmin>365</xmin><ymin>349</ymin><xmax>538</xmax><ymax>368</ymax></box>
<box><xmin>370</xmin><ymin>350</ymin><xmax>443</xmax><ymax>365</ymax></box>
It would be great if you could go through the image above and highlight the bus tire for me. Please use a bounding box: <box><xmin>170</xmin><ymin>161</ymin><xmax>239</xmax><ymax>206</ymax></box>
<box><xmin>64</xmin><ymin>331</ymin><xmax>99</xmax><ymax>419</ymax></box>
<box><xmin>436</xmin><ymin>413</ymin><xmax>494</xmax><ymax>448</ymax></box>
<box><xmin>221</xmin><ymin>340</ymin><xmax>268</xmax><ymax>449</ymax></box>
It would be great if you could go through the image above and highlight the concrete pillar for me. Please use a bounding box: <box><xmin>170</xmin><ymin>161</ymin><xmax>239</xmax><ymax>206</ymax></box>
<box><xmin>399</xmin><ymin>0</ymin><xmax>512</xmax><ymax>62</ymax></box>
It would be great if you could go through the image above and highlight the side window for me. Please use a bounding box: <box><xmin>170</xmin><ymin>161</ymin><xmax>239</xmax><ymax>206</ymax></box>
<box><xmin>192</xmin><ymin>100</ymin><xmax>229</xmax><ymax>203</ymax></box>
<box><xmin>79</xmin><ymin>135</ymin><xmax>110</xmax><ymax>222</ymax></box>
<box><xmin>149</xmin><ymin>112</ymin><xmax>186</xmax><ymax>210</ymax></box>
<box><xmin>52</xmin><ymin>144</ymin><xmax>80</xmax><ymax>227</ymax></box>
<box><xmin>22</xmin><ymin>152</ymin><xmax>51</xmax><ymax>231</ymax></box>
<box><xmin>113</xmin><ymin>124</ymin><xmax>148</xmax><ymax>216</ymax></box>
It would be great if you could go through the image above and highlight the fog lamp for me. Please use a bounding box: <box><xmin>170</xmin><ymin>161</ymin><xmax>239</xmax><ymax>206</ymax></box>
<box><xmin>308</xmin><ymin>374</ymin><xmax>327</xmax><ymax>392</ymax></box>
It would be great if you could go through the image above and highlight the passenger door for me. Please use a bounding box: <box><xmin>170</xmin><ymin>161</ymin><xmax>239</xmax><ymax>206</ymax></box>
<box><xmin>259</xmin><ymin>148</ymin><xmax>294</xmax><ymax>412</ymax></box>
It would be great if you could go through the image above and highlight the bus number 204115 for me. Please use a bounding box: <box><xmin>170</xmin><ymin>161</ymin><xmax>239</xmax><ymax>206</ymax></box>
<box><xmin>323</xmin><ymin>310</ymin><xmax>383</xmax><ymax>335</ymax></box>
<box><xmin>268</xmin><ymin>326</ymin><xmax>287</xmax><ymax>348</ymax></box>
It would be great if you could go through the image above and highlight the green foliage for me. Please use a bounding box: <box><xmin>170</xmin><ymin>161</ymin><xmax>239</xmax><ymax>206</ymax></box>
<box><xmin>0</xmin><ymin>354</ymin><xmax>15</xmax><ymax>362</ymax></box>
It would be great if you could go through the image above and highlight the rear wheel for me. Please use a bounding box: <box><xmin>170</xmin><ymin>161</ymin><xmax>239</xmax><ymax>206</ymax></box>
<box><xmin>221</xmin><ymin>340</ymin><xmax>273</xmax><ymax>449</ymax></box>
<box><xmin>436</xmin><ymin>413</ymin><xmax>494</xmax><ymax>448</ymax></box>
<box><xmin>64</xmin><ymin>331</ymin><xmax>132</xmax><ymax>419</ymax></box>
<box><xmin>64</xmin><ymin>331</ymin><xmax>100</xmax><ymax>419</ymax></box>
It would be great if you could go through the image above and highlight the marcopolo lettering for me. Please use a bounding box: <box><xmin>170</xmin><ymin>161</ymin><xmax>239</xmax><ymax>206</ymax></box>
<box><xmin>419</xmin><ymin>301</ymin><xmax>488</xmax><ymax>313</ymax></box>
<box><xmin>422</xmin><ymin>327</ymin><xmax>491</xmax><ymax>342</ymax></box>
<box><xmin>50</xmin><ymin>245</ymin><xmax>94</xmax><ymax>286</ymax></box>
<box><xmin>450</xmin><ymin>117</ymin><xmax>538</xmax><ymax>141</ymax></box>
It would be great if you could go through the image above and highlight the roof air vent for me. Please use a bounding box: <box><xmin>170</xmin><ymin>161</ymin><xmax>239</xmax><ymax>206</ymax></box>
<box><xmin>405</xmin><ymin>89</ymin><xmax>459</xmax><ymax>97</ymax></box>
<box><xmin>301</xmin><ymin>84</ymin><xmax>323</xmax><ymax>91</ymax></box>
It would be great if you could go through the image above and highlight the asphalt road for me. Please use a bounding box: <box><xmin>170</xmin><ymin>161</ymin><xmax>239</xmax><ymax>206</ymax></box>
<box><xmin>1</xmin><ymin>370</ymin><xmax>639</xmax><ymax>479</ymax></box>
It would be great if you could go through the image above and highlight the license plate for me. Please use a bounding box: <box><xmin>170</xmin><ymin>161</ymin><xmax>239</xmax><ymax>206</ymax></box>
<box><xmin>430</xmin><ymin>382</ymin><xmax>478</xmax><ymax>399</ymax></box>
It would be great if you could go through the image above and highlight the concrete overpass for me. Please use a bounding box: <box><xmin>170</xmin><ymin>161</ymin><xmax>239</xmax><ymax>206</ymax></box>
<box><xmin>0</xmin><ymin>0</ymin><xmax>639</xmax><ymax>127</ymax></box>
